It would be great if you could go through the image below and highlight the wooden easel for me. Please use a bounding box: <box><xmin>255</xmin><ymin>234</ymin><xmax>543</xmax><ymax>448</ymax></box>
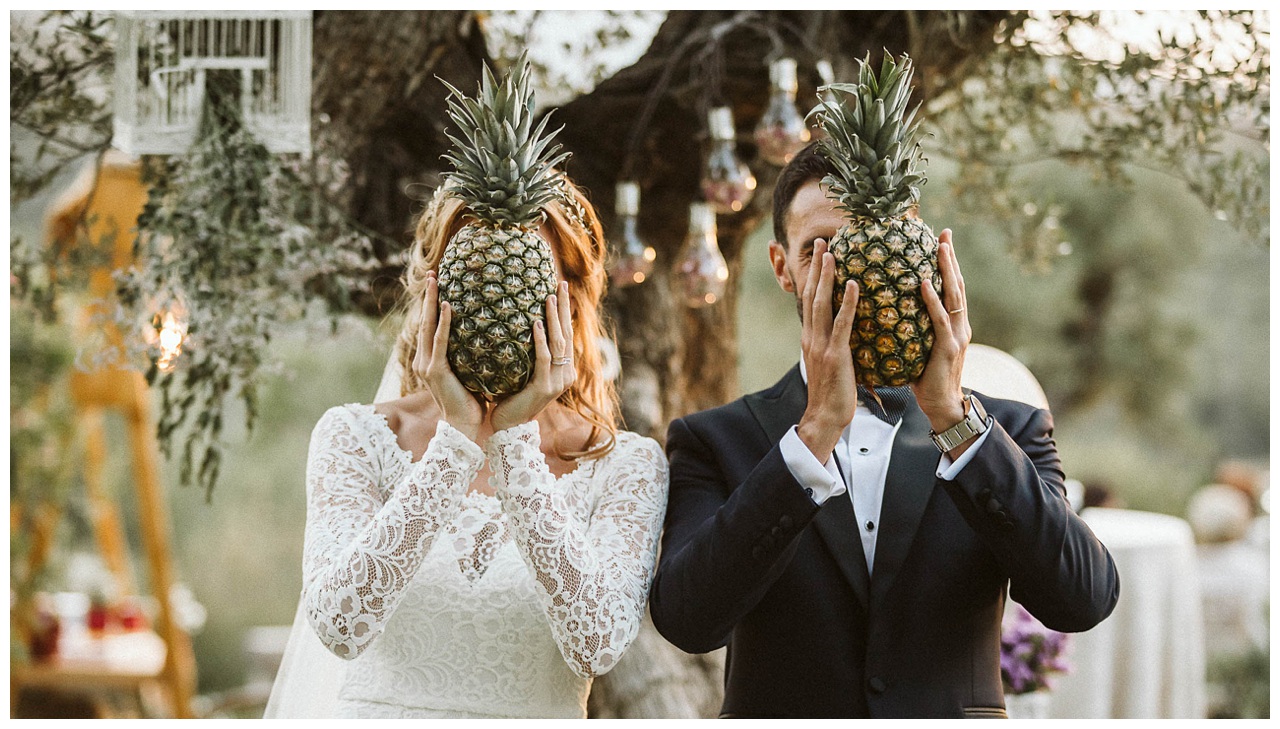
<box><xmin>11</xmin><ymin>152</ymin><xmax>197</xmax><ymax>718</ymax></box>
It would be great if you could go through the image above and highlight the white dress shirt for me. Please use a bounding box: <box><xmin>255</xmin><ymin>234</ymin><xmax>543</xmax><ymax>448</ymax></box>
<box><xmin>779</xmin><ymin>359</ymin><xmax>992</xmax><ymax>573</ymax></box>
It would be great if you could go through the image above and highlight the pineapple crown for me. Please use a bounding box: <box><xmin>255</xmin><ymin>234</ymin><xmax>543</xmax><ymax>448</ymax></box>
<box><xmin>440</xmin><ymin>54</ymin><xmax>570</xmax><ymax>229</ymax></box>
<box><xmin>808</xmin><ymin>51</ymin><xmax>927</xmax><ymax>220</ymax></box>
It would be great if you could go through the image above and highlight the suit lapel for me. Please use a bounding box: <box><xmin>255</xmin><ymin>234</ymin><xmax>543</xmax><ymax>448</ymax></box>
<box><xmin>811</xmin><ymin>462</ymin><xmax>871</xmax><ymax>609</ymax></box>
<box><xmin>869</xmin><ymin>395</ymin><xmax>939</xmax><ymax>608</ymax></box>
<box><xmin>744</xmin><ymin>366</ymin><xmax>871</xmax><ymax>610</ymax></box>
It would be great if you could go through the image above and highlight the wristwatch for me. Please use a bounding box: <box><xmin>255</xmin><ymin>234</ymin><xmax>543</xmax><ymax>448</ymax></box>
<box><xmin>929</xmin><ymin>393</ymin><xmax>990</xmax><ymax>453</ymax></box>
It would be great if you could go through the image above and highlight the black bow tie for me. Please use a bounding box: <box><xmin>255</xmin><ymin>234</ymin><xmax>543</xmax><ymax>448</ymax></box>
<box><xmin>857</xmin><ymin>385</ymin><xmax>912</xmax><ymax>426</ymax></box>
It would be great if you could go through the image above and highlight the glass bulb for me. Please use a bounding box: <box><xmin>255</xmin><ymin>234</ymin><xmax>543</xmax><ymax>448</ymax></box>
<box><xmin>754</xmin><ymin>58</ymin><xmax>811</xmax><ymax>165</ymax></box>
<box><xmin>811</xmin><ymin>59</ymin><xmax>839</xmax><ymax>140</ymax></box>
<box><xmin>701</xmin><ymin>106</ymin><xmax>757</xmax><ymax>214</ymax></box>
<box><xmin>675</xmin><ymin>202</ymin><xmax>730</xmax><ymax>308</ymax></box>
<box><xmin>609</xmin><ymin>181</ymin><xmax>657</xmax><ymax>288</ymax></box>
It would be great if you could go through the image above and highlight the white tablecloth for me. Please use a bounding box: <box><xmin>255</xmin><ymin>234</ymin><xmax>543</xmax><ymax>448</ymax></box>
<box><xmin>1047</xmin><ymin>508</ymin><xmax>1206</xmax><ymax>718</ymax></box>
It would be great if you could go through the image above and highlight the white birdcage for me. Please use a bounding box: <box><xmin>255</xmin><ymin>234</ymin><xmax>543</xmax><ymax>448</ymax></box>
<box><xmin>112</xmin><ymin>10</ymin><xmax>312</xmax><ymax>156</ymax></box>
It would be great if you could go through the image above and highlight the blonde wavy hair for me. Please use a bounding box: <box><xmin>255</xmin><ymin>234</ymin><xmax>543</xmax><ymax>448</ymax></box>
<box><xmin>395</xmin><ymin>179</ymin><xmax>619</xmax><ymax>460</ymax></box>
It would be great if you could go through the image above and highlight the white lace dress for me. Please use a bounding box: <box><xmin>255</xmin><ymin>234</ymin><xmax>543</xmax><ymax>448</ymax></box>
<box><xmin>301</xmin><ymin>403</ymin><xmax>669</xmax><ymax>718</ymax></box>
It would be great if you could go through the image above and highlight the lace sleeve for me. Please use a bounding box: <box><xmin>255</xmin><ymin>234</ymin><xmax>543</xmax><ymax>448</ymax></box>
<box><xmin>301</xmin><ymin>408</ymin><xmax>484</xmax><ymax>660</ymax></box>
<box><xmin>487</xmin><ymin>422</ymin><xmax>669</xmax><ymax>679</ymax></box>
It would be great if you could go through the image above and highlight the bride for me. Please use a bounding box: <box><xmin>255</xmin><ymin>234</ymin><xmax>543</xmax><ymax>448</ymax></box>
<box><xmin>264</xmin><ymin>180</ymin><xmax>669</xmax><ymax>718</ymax></box>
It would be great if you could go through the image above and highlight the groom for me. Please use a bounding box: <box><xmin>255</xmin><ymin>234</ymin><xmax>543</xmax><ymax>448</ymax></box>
<box><xmin>648</xmin><ymin>143</ymin><xmax>1119</xmax><ymax>718</ymax></box>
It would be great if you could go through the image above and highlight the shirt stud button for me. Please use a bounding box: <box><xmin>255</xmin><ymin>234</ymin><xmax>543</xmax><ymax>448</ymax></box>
<box><xmin>859</xmin><ymin>447</ymin><xmax>870</xmax><ymax>454</ymax></box>
<box><xmin>865</xmin><ymin>521</ymin><xmax>875</xmax><ymax>531</ymax></box>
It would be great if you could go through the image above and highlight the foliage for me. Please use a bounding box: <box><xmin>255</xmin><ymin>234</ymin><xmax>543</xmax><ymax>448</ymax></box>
<box><xmin>1207</xmin><ymin>639</ymin><xmax>1270</xmax><ymax>718</ymax></box>
<box><xmin>11</xmin><ymin>11</ymin><xmax>380</xmax><ymax>497</ymax></box>
<box><xmin>1000</xmin><ymin>603</ymin><xmax>1071</xmax><ymax>695</ymax></box>
<box><xmin>112</xmin><ymin>74</ymin><xmax>377</xmax><ymax>498</ymax></box>
<box><xmin>482</xmin><ymin>11</ymin><xmax>665</xmax><ymax>109</ymax></box>
<box><xmin>10</xmin><ymin>10</ymin><xmax>1270</xmax><ymax>497</ymax></box>
<box><xmin>10</xmin><ymin>11</ymin><xmax>115</xmax><ymax>202</ymax></box>
<box><xmin>9</xmin><ymin>294</ymin><xmax>81</xmax><ymax>622</ymax></box>
<box><xmin>931</xmin><ymin>10</ymin><xmax>1269</xmax><ymax>267</ymax></box>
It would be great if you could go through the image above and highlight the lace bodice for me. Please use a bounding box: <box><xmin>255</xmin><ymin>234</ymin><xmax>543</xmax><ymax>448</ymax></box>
<box><xmin>301</xmin><ymin>403</ymin><xmax>668</xmax><ymax>718</ymax></box>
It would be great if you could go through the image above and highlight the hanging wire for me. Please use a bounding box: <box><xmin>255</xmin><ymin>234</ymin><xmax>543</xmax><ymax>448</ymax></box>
<box><xmin>620</xmin><ymin>10</ymin><xmax>784</xmax><ymax>181</ymax></box>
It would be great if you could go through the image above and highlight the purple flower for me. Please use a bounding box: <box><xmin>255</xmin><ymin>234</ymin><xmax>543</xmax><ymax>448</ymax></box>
<box><xmin>1000</xmin><ymin>603</ymin><xmax>1072</xmax><ymax>694</ymax></box>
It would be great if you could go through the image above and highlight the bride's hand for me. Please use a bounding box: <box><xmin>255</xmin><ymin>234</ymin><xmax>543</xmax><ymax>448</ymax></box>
<box><xmin>416</xmin><ymin>271</ymin><xmax>485</xmax><ymax>440</ymax></box>
<box><xmin>491</xmin><ymin>281</ymin><xmax>577</xmax><ymax>433</ymax></box>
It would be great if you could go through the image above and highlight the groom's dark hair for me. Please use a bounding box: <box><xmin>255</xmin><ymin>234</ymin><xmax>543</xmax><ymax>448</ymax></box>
<box><xmin>771</xmin><ymin>141</ymin><xmax>835</xmax><ymax>248</ymax></box>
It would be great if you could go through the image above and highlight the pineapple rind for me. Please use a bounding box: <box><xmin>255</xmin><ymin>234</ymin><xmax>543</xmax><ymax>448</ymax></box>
<box><xmin>812</xmin><ymin>52</ymin><xmax>941</xmax><ymax>387</ymax></box>
<box><xmin>438</xmin><ymin>224</ymin><xmax>557</xmax><ymax>399</ymax></box>
<box><xmin>831</xmin><ymin>215</ymin><xmax>941</xmax><ymax>387</ymax></box>
<box><xmin>437</xmin><ymin>55</ymin><xmax>567</xmax><ymax>399</ymax></box>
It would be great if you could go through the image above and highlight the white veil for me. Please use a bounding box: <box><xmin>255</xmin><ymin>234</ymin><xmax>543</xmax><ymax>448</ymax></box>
<box><xmin>262</xmin><ymin>351</ymin><xmax>403</xmax><ymax>718</ymax></box>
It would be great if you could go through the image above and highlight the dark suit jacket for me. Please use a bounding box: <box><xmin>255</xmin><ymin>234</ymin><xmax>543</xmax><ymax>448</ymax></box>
<box><xmin>649</xmin><ymin>366</ymin><xmax>1119</xmax><ymax>718</ymax></box>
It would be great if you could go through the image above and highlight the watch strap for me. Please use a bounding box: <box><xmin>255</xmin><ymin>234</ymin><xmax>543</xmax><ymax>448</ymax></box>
<box><xmin>929</xmin><ymin>394</ymin><xmax>989</xmax><ymax>452</ymax></box>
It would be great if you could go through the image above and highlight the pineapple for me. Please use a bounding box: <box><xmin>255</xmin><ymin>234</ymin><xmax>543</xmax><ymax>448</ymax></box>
<box><xmin>437</xmin><ymin>56</ymin><xmax>569</xmax><ymax>399</ymax></box>
<box><xmin>810</xmin><ymin>52</ymin><xmax>942</xmax><ymax>387</ymax></box>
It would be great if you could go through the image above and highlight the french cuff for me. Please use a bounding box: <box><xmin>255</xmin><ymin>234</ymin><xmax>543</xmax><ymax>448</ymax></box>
<box><xmin>935</xmin><ymin>423</ymin><xmax>994</xmax><ymax>480</ymax></box>
<box><xmin>780</xmin><ymin>425</ymin><xmax>846</xmax><ymax>504</ymax></box>
<box><xmin>426</xmin><ymin>419</ymin><xmax>486</xmax><ymax>469</ymax></box>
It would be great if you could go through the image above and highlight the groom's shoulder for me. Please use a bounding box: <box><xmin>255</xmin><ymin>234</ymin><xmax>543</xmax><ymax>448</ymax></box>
<box><xmin>669</xmin><ymin>371</ymin><xmax>796</xmax><ymax>441</ymax></box>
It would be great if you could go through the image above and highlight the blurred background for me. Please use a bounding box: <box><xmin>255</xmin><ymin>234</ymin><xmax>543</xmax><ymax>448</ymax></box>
<box><xmin>9</xmin><ymin>9</ymin><xmax>1269</xmax><ymax>720</ymax></box>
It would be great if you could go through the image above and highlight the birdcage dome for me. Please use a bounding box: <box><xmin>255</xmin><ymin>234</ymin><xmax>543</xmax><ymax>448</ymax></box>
<box><xmin>112</xmin><ymin>10</ymin><xmax>311</xmax><ymax>156</ymax></box>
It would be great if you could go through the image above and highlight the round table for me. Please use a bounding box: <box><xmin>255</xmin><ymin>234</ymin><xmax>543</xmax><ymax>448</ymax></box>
<box><xmin>1047</xmin><ymin>508</ymin><xmax>1206</xmax><ymax>718</ymax></box>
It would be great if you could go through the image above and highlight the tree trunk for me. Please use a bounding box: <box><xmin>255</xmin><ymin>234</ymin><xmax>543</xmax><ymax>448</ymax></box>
<box><xmin>311</xmin><ymin>10</ymin><xmax>1012</xmax><ymax>717</ymax></box>
<box><xmin>311</xmin><ymin>10</ymin><xmax>494</xmax><ymax>315</ymax></box>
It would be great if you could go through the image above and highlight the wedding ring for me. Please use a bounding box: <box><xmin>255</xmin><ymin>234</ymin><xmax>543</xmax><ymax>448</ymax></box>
<box><xmin>551</xmin><ymin>356</ymin><xmax>572</xmax><ymax>366</ymax></box>
<box><xmin>948</xmin><ymin>306</ymin><xmax>965</xmax><ymax>314</ymax></box>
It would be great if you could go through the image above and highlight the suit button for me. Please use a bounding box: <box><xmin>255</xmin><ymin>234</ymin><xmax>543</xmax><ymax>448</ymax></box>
<box><xmin>867</xmin><ymin>676</ymin><xmax>887</xmax><ymax>694</ymax></box>
<box><xmin>770</xmin><ymin>525</ymin><xmax>782</xmax><ymax>536</ymax></box>
<box><xmin>780</xmin><ymin>515</ymin><xmax>794</xmax><ymax>529</ymax></box>
<box><xmin>986</xmin><ymin>498</ymin><xmax>1003</xmax><ymax>514</ymax></box>
<box><xmin>1000</xmin><ymin>516</ymin><xmax>1016</xmax><ymax>531</ymax></box>
<box><xmin>751</xmin><ymin>545</ymin><xmax>765</xmax><ymax>560</ymax></box>
<box><xmin>977</xmin><ymin>488</ymin><xmax>993</xmax><ymax>502</ymax></box>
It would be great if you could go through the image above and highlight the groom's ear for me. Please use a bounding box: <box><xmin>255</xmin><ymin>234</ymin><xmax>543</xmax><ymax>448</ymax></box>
<box><xmin>768</xmin><ymin>239</ymin><xmax>795</xmax><ymax>294</ymax></box>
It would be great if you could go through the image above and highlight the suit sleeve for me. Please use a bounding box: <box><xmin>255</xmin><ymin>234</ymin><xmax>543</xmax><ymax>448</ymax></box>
<box><xmin>938</xmin><ymin>403</ymin><xmax>1120</xmax><ymax>632</ymax></box>
<box><xmin>648</xmin><ymin>416</ymin><xmax>820</xmax><ymax>654</ymax></box>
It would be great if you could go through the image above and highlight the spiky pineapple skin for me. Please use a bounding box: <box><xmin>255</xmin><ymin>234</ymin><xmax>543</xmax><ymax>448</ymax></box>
<box><xmin>831</xmin><ymin>214</ymin><xmax>941</xmax><ymax>387</ymax></box>
<box><xmin>438</xmin><ymin>224</ymin><xmax>557</xmax><ymax>399</ymax></box>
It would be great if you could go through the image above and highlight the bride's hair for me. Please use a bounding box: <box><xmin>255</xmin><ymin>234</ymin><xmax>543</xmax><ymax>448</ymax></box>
<box><xmin>395</xmin><ymin>178</ymin><xmax>619</xmax><ymax>460</ymax></box>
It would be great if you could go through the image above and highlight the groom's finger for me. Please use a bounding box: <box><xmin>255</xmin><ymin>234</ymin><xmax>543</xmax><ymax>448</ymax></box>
<box><xmin>812</xmin><ymin>252</ymin><xmax>836</xmax><ymax>336</ymax></box>
<box><xmin>833</xmin><ymin>279</ymin><xmax>858</xmax><ymax>345</ymax></box>
<box><xmin>801</xmin><ymin>239</ymin><xmax>827</xmax><ymax>333</ymax></box>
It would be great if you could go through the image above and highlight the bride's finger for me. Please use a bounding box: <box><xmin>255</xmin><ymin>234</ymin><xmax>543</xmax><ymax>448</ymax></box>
<box><xmin>429</xmin><ymin>300</ymin><xmax>452</xmax><ymax>373</ymax></box>
<box><xmin>532</xmin><ymin>318</ymin><xmax>551</xmax><ymax>383</ymax></box>
<box><xmin>417</xmin><ymin>274</ymin><xmax>439</xmax><ymax>372</ymax></box>
<box><xmin>545</xmin><ymin>291</ymin><xmax>566</xmax><ymax>360</ymax></box>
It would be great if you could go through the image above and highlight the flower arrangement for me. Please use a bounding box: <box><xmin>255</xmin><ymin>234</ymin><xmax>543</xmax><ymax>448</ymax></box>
<box><xmin>1001</xmin><ymin>603</ymin><xmax>1071</xmax><ymax>695</ymax></box>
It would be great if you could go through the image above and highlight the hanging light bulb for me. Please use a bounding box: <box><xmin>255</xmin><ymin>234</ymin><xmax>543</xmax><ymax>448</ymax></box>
<box><xmin>754</xmin><ymin>58</ymin><xmax>811</xmax><ymax>165</ymax></box>
<box><xmin>811</xmin><ymin>59</ymin><xmax>839</xmax><ymax>140</ymax></box>
<box><xmin>701</xmin><ymin>106</ymin><xmax>757</xmax><ymax>214</ymax></box>
<box><xmin>675</xmin><ymin>202</ymin><xmax>730</xmax><ymax>308</ymax></box>
<box><xmin>816</xmin><ymin>59</ymin><xmax>837</xmax><ymax>103</ymax></box>
<box><xmin>609</xmin><ymin>181</ymin><xmax>657</xmax><ymax>288</ymax></box>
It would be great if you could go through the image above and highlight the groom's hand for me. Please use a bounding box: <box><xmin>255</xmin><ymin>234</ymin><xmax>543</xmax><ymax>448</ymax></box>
<box><xmin>913</xmin><ymin>229</ymin><xmax>976</xmax><ymax>457</ymax></box>
<box><xmin>796</xmin><ymin>239</ymin><xmax>859</xmax><ymax>462</ymax></box>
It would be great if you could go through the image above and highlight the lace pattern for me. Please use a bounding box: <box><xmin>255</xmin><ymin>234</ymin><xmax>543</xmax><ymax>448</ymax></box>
<box><xmin>487</xmin><ymin>421</ymin><xmax>669</xmax><ymax>679</ymax></box>
<box><xmin>302</xmin><ymin>406</ymin><xmax>483</xmax><ymax>659</ymax></box>
<box><xmin>299</xmin><ymin>404</ymin><xmax>668</xmax><ymax>717</ymax></box>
